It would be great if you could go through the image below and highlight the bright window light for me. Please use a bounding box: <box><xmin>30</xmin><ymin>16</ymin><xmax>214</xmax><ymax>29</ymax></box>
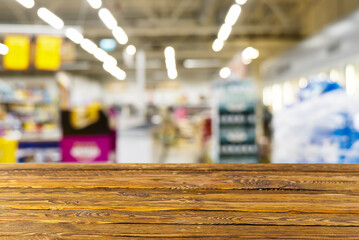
<box><xmin>235</xmin><ymin>0</ymin><xmax>247</xmax><ymax>5</ymax></box>
<box><xmin>80</xmin><ymin>39</ymin><xmax>98</xmax><ymax>54</ymax></box>
<box><xmin>37</xmin><ymin>8</ymin><xmax>64</xmax><ymax>30</ymax></box>
<box><xmin>242</xmin><ymin>47</ymin><xmax>259</xmax><ymax>60</ymax></box>
<box><xmin>346</xmin><ymin>64</ymin><xmax>356</xmax><ymax>96</ymax></box>
<box><xmin>283</xmin><ymin>81</ymin><xmax>295</xmax><ymax>106</ymax></box>
<box><xmin>263</xmin><ymin>87</ymin><xmax>272</xmax><ymax>106</ymax></box>
<box><xmin>65</xmin><ymin>28</ymin><xmax>83</xmax><ymax>44</ymax></box>
<box><xmin>15</xmin><ymin>0</ymin><xmax>35</xmax><ymax>8</ymax></box>
<box><xmin>112</xmin><ymin>26</ymin><xmax>128</xmax><ymax>45</ymax></box>
<box><xmin>225</xmin><ymin>4</ymin><xmax>241</xmax><ymax>26</ymax></box>
<box><xmin>212</xmin><ymin>39</ymin><xmax>224</xmax><ymax>52</ymax></box>
<box><xmin>99</xmin><ymin>8</ymin><xmax>118</xmax><ymax>30</ymax></box>
<box><xmin>219</xmin><ymin>67</ymin><xmax>231</xmax><ymax>79</ymax></box>
<box><xmin>217</xmin><ymin>24</ymin><xmax>232</xmax><ymax>41</ymax></box>
<box><xmin>86</xmin><ymin>0</ymin><xmax>102</xmax><ymax>9</ymax></box>
<box><xmin>330</xmin><ymin>69</ymin><xmax>340</xmax><ymax>82</ymax></box>
<box><xmin>272</xmin><ymin>84</ymin><xmax>283</xmax><ymax>112</ymax></box>
<box><xmin>298</xmin><ymin>77</ymin><xmax>308</xmax><ymax>88</ymax></box>
<box><xmin>126</xmin><ymin>45</ymin><xmax>136</xmax><ymax>56</ymax></box>
<box><xmin>0</xmin><ymin>43</ymin><xmax>9</xmax><ymax>55</ymax></box>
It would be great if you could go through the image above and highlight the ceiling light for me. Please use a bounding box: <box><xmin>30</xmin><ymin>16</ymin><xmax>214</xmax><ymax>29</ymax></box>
<box><xmin>126</xmin><ymin>45</ymin><xmax>136</xmax><ymax>56</ymax></box>
<box><xmin>95</xmin><ymin>49</ymin><xmax>117</xmax><ymax>66</ymax></box>
<box><xmin>242</xmin><ymin>47</ymin><xmax>259</xmax><ymax>59</ymax></box>
<box><xmin>15</xmin><ymin>0</ymin><xmax>35</xmax><ymax>8</ymax></box>
<box><xmin>225</xmin><ymin>4</ymin><xmax>241</xmax><ymax>26</ymax></box>
<box><xmin>103</xmin><ymin>63</ymin><xmax>113</xmax><ymax>73</ymax></box>
<box><xmin>219</xmin><ymin>67</ymin><xmax>231</xmax><ymax>78</ymax></box>
<box><xmin>86</xmin><ymin>0</ymin><xmax>102</xmax><ymax>9</ymax></box>
<box><xmin>104</xmin><ymin>55</ymin><xmax>117</xmax><ymax>66</ymax></box>
<box><xmin>80</xmin><ymin>39</ymin><xmax>97</xmax><ymax>54</ymax></box>
<box><xmin>165</xmin><ymin>58</ymin><xmax>176</xmax><ymax>68</ymax></box>
<box><xmin>0</xmin><ymin>43</ymin><xmax>9</xmax><ymax>55</ymax></box>
<box><xmin>112</xmin><ymin>68</ymin><xmax>127</xmax><ymax>80</ymax></box>
<box><xmin>212</xmin><ymin>39</ymin><xmax>224</xmax><ymax>52</ymax></box>
<box><xmin>65</xmin><ymin>28</ymin><xmax>83</xmax><ymax>44</ymax></box>
<box><xmin>168</xmin><ymin>69</ymin><xmax>178</xmax><ymax>80</ymax></box>
<box><xmin>103</xmin><ymin>63</ymin><xmax>126</xmax><ymax>80</ymax></box>
<box><xmin>217</xmin><ymin>24</ymin><xmax>232</xmax><ymax>41</ymax></box>
<box><xmin>235</xmin><ymin>0</ymin><xmax>247</xmax><ymax>5</ymax></box>
<box><xmin>164</xmin><ymin>46</ymin><xmax>177</xmax><ymax>79</ymax></box>
<box><xmin>98</xmin><ymin>8</ymin><xmax>118</xmax><ymax>30</ymax></box>
<box><xmin>164</xmin><ymin>46</ymin><xmax>175</xmax><ymax>59</ymax></box>
<box><xmin>112</xmin><ymin>26</ymin><xmax>128</xmax><ymax>45</ymax></box>
<box><xmin>37</xmin><ymin>8</ymin><xmax>64</xmax><ymax>30</ymax></box>
<box><xmin>94</xmin><ymin>47</ymin><xmax>109</xmax><ymax>62</ymax></box>
<box><xmin>242</xmin><ymin>57</ymin><xmax>252</xmax><ymax>65</ymax></box>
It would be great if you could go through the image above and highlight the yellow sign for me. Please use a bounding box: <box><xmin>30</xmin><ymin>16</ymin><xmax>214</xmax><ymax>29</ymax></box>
<box><xmin>3</xmin><ymin>35</ymin><xmax>30</xmax><ymax>70</ymax></box>
<box><xmin>35</xmin><ymin>36</ymin><xmax>62</xmax><ymax>70</ymax></box>
<box><xmin>0</xmin><ymin>138</ymin><xmax>17</xmax><ymax>163</ymax></box>
<box><xmin>70</xmin><ymin>104</ymin><xmax>101</xmax><ymax>129</ymax></box>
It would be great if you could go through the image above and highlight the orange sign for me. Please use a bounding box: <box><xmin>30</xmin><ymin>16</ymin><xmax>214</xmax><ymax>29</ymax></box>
<box><xmin>35</xmin><ymin>36</ymin><xmax>62</xmax><ymax>70</ymax></box>
<box><xmin>3</xmin><ymin>35</ymin><xmax>30</xmax><ymax>70</ymax></box>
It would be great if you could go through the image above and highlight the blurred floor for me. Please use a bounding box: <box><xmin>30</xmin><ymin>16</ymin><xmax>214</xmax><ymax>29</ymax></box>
<box><xmin>118</xmin><ymin>128</ymin><xmax>201</xmax><ymax>164</ymax></box>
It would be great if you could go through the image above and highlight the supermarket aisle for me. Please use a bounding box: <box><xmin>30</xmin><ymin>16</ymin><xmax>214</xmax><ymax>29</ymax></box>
<box><xmin>118</xmin><ymin>128</ymin><xmax>201</xmax><ymax>163</ymax></box>
<box><xmin>118</xmin><ymin>129</ymin><xmax>153</xmax><ymax>163</ymax></box>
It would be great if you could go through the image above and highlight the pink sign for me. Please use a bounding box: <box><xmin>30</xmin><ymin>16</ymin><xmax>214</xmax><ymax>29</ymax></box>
<box><xmin>61</xmin><ymin>135</ymin><xmax>110</xmax><ymax>163</ymax></box>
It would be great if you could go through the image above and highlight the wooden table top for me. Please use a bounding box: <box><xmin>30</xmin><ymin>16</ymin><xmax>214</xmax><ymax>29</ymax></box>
<box><xmin>1</xmin><ymin>163</ymin><xmax>359</xmax><ymax>239</ymax></box>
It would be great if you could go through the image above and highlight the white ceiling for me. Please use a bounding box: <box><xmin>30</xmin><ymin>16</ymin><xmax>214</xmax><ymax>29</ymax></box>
<box><xmin>0</xmin><ymin>0</ymin><xmax>324</xmax><ymax>83</ymax></box>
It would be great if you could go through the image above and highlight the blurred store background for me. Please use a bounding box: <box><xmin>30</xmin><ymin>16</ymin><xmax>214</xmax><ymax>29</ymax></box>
<box><xmin>1</xmin><ymin>0</ymin><xmax>359</xmax><ymax>164</ymax></box>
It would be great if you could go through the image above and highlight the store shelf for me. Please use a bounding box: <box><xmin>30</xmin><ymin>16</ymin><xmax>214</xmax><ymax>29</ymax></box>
<box><xmin>0</xmin><ymin>100</ymin><xmax>54</xmax><ymax>105</ymax></box>
<box><xmin>213</xmin><ymin>80</ymin><xmax>258</xmax><ymax>163</ymax></box>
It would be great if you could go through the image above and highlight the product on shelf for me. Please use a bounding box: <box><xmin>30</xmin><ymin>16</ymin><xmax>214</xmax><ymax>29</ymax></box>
<box><xmin>273</xmin><ymin>78</ymin><xmax>359</xmax><ymax>163</ymax></box>
<box><xmin>0</xmin><ymin>79</ymin><xmax>61</xmax><ymax>163</ymax></box>
<box><xmin>212</xmin><ymin>80</ymin><xmax>258</xmax><ymax>163</ymax></box>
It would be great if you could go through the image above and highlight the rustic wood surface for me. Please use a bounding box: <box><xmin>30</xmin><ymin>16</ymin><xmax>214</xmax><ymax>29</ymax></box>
<box><xmin>0</xmin><ymin>163</ymin><xmax>358</xmax><ymax>239</ymax></box>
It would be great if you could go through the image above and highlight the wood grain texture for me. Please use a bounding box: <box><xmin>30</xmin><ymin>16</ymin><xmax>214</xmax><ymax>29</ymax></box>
<box><xmin>0</xmin><ymin>163</ymin><xmax>358</xmax><ymax>239</ymax></box>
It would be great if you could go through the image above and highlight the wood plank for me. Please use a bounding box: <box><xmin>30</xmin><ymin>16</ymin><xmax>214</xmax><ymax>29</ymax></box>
<box><xmin>0</xmin><ymin>164</ymin><xmax>357</xmax><ymax>239</ymax></box>
<box><xmin>0</xmin><ymin>171</ymin><xmax>358</xmax><ymax>192</ymax></box>
<box><xmin>0</xmin><ymin>189</ymin><xmax>358</xmax><ymax>213</ymax></box>
<box><xmin>0</xmin><ymin>209</ymin><xmax>358</xmax><ymax>227</ymax></box>
<box><xmin>0</xmin><ymin>223</ymin><xmax>359</xmax><ymax>239</ymax></box>
<box><xmin>0</xmin><ymin>163</ymin><xmax>359</xmax><ymax>172</ymax></box>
